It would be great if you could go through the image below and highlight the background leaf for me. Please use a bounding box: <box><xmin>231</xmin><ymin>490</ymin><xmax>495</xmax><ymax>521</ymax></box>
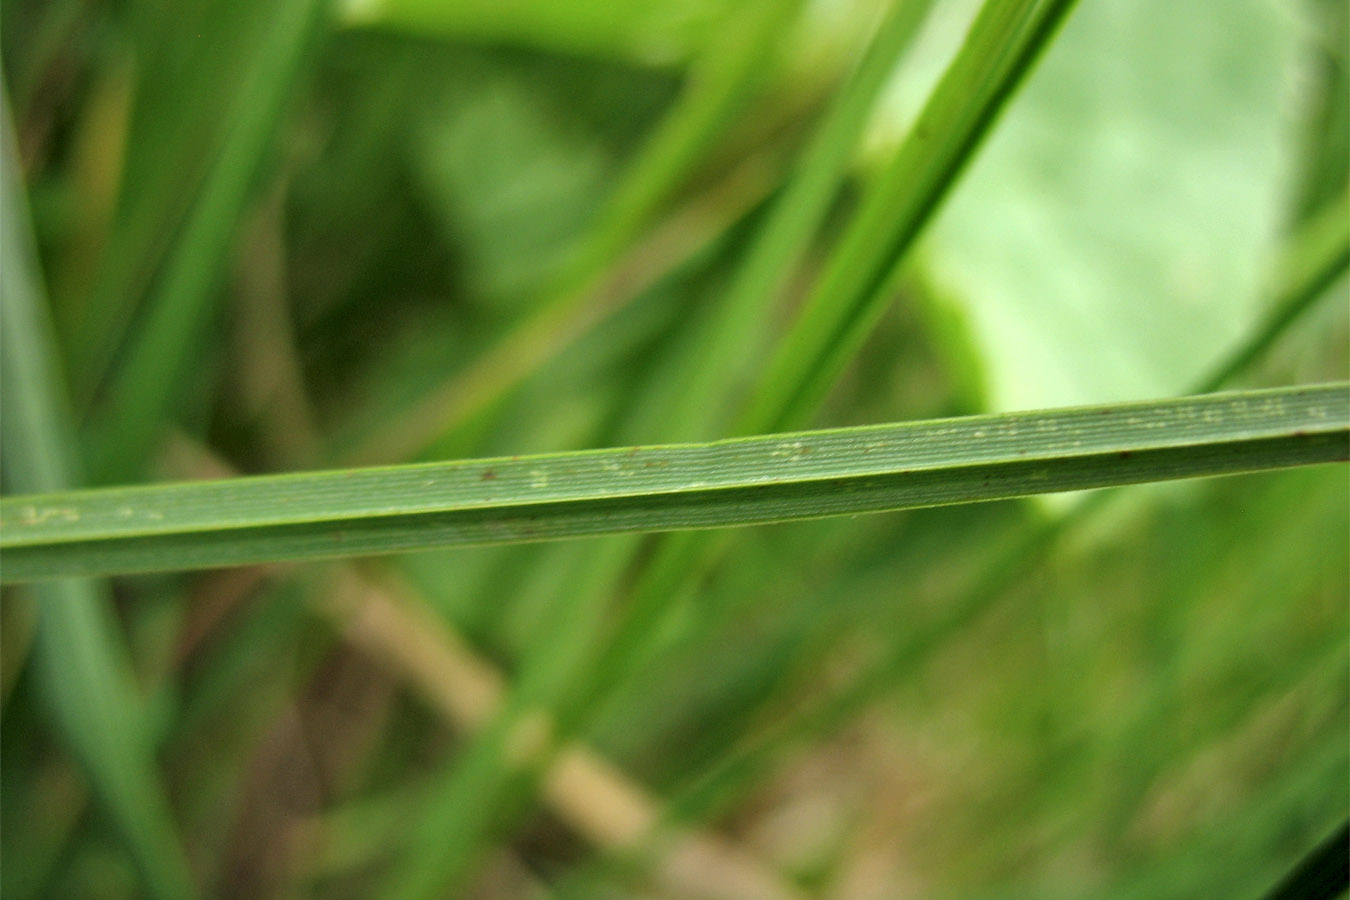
<box><xmin>912</xmin><ymin>0</ymin><xmax>1305</xmax><ymax>410</ymax></box>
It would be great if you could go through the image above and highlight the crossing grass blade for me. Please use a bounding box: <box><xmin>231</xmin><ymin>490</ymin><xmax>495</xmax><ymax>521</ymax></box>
<box><xmin>0</xmin><ymin>85</ymin><xmax>198</xmax><ymax>900</ymax></box>
<box><xmin>3</xmin><ymin>384</ymin><xmax>1346</xmax><ymax>583</ymax></box>
<box><xmin>632</xmin><ymin>0</ymin><xmax>938</xmax><ymax>444</ymax></box>
<box><xmin>743</xmin><ymin>0</ymin><xmax>1078</xmax><ymax>434</ymax></box>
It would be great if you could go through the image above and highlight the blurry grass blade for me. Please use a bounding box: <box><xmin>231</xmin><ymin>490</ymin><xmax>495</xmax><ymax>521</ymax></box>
<box><xmin>648</xmin><ymin>0</ymin><xmax>937</xmax><ymax>442</ymax></box>
<box><xmin>341</xmin><ymin>0</ymin><xmax>804</xmax><ymax>466</ymax></box>
<box><xmin>0</xmin><ymin>85</ymin><xmax>198</xmax><ymax>900</ymax></box>
<box><xmin>573</xmin><ymin>0</ymin><xmax>1074</xmax><ymax>742</ymax></box>
<box><xmin>743</xmin><ymin>0</ymin><xmax>1078</xmax><ymax>433</ymax></box>
<box><xmin>82</xmin><ymin>0</ymin><xmax>328</xmax><ymax>483</ymax></box>
<box><xmin>4</xmin><ymin>385</ymin><xmax>1347</xmax><ymax>582</ymax></box>
<box><xmin>1199</xmin><ymin>190</ymin><xmax>1350</xmax><ymax>393</ymax></box>
<box><xmin>1289</xmin><ymin>1</ymin><xmax>1349</xmax><ymax>223</ymax></box>
<box><xmin>1257</xmin><ymin>818</ymin><xmax>1349</xmax><ymax>900</ymax></box>
<box><xmin>575</xmin><ymin>0</ymin><xmax>804</xmax><ymax>271</ymax></box>
<box><xmin>338</xmin><ymin>149</ymin><xmax>781</xmax><ymax>466</ymax></box>
<box><xmin>448</xmin><ymin>3</ymin><xmax>1078</xmax><ymax>866</ymax></box>
<box><xmin>70</xmin><ymin>1</ymin><xmax>312</xmax><ymax>403</ymax></box>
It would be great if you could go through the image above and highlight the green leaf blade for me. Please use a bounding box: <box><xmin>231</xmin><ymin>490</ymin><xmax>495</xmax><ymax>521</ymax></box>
<box><xmin>4</xmin><ymin>384</ymin><xmax>1345</xmax><ymax>581</ymax></box>
<box><xmin>81</xmin><ymin>0</ymin><xmax>329</xmax><ymax>485</ymax></box>
<box><xmin>0</xmin><ymin>82</ymin><xmax>198</xmax><ymax>900</ymax></box>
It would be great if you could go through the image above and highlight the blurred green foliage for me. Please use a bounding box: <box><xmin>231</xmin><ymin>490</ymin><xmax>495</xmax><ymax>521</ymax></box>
<box><xmin>1</xmin><ymin>0</ymin><xmax>1346</xmax><ymax>898</ymax></box>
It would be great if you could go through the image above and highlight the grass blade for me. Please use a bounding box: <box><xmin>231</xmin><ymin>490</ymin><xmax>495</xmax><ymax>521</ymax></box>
<box><xmin>3</xmin><ymin>384</ymin><xmax>1345</xmax><ymax>582</ymax></box>
<box><xmin>743</xmin><ymin>0</ymin><xmax>1077</xmax><ymax>433</ymax></box>
<box><xmin>1200</xmin><ymin>190</ymin><xmax>1350</xmax><ymax>393</ymax></box>
<box><xmin>1257</xmin><ymin>818</ymin><xmax>1349</xmax><ymax>900</ymax></box>
<box><xmin>82</xmin><ymin>0</ymin><xmax>327</xmax><ymax>484</ymax></box>
<box><xmin>0</xmin><ymin>84</ymin><xmax>197</xmax><ymax>900</ymax></box>
<box><xmin>637</xmin><ymin>0</ymin><xmax>939</xmax><ymax>444</ymax></box>
<box><xmin>338</xmin><ymin>0</ymin><xmax>805</xmax><ymax>467</ymax></box>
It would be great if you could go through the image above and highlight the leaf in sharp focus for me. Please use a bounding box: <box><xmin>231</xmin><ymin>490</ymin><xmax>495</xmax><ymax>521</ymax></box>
<box><xmin>2</xmin><ymin>384</ymin><xmax>1346</xmax><ymax>582</ymax></box>
<box><xmin>910</xmin><ymin>0</ymin><xmax>1304</xmax><ymax>411</ymax></box>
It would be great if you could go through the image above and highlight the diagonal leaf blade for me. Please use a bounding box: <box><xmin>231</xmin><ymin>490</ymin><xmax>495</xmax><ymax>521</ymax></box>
<box><xmin>81</xmin><ymin>0</ymin><xmax>328</xmax><ymax>484</ymax></box>
<box><xmin>742</xmin><ymin>0</ymin><xmax>1078</xmax><ymax>434</ymax></box>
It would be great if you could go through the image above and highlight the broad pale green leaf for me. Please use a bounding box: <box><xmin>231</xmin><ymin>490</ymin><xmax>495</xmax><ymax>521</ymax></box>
<box><xmin>908</xmin><ymin>0</ymin><xmax>1304</xmax><ymax>410</ymax></box>
<box><xmin>2</xmin><ymin>384</ymin><xmax>1345</xmax><ymax>582</ymax></box>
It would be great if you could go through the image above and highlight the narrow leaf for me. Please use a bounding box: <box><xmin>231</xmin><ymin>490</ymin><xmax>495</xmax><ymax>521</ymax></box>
<box><xmin>3</xmin><ymin>384</ymin><xmax>1345</xmax><ymax>582</ymax></box>
<box><xmin>82</xmin><ymin>0</ymin><xmax>328</xmax><ymax>484</ymax></box>
<box><xmin>0</xmin><ymin>83</ymin><xmax>198</xmax><ymax>900</ymax></box>
<box><xmin>743</xmin><ymin>0</ymin><xmax>1078</xmax><ymax>433</ymax></box>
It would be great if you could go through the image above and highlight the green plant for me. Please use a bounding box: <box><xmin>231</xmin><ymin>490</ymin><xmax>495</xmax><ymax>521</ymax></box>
<box><xmin>1</xmin><ymin>0</ymin><xmax>1346</xmax><ymax>898</ymax></box>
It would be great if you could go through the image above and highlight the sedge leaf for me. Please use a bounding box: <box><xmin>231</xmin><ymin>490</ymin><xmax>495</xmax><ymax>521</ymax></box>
<box><xmin>3</xmin><ymin>384</ymin><xmax>1346</xmax><ymax>582</ymax></box>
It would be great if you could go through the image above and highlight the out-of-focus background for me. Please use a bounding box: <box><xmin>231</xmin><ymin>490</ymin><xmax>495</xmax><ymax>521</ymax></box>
<box><xmin>1</xmin><ymin>0</ymin><xmax>1346</xmax><ymax>898</ymax></box>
